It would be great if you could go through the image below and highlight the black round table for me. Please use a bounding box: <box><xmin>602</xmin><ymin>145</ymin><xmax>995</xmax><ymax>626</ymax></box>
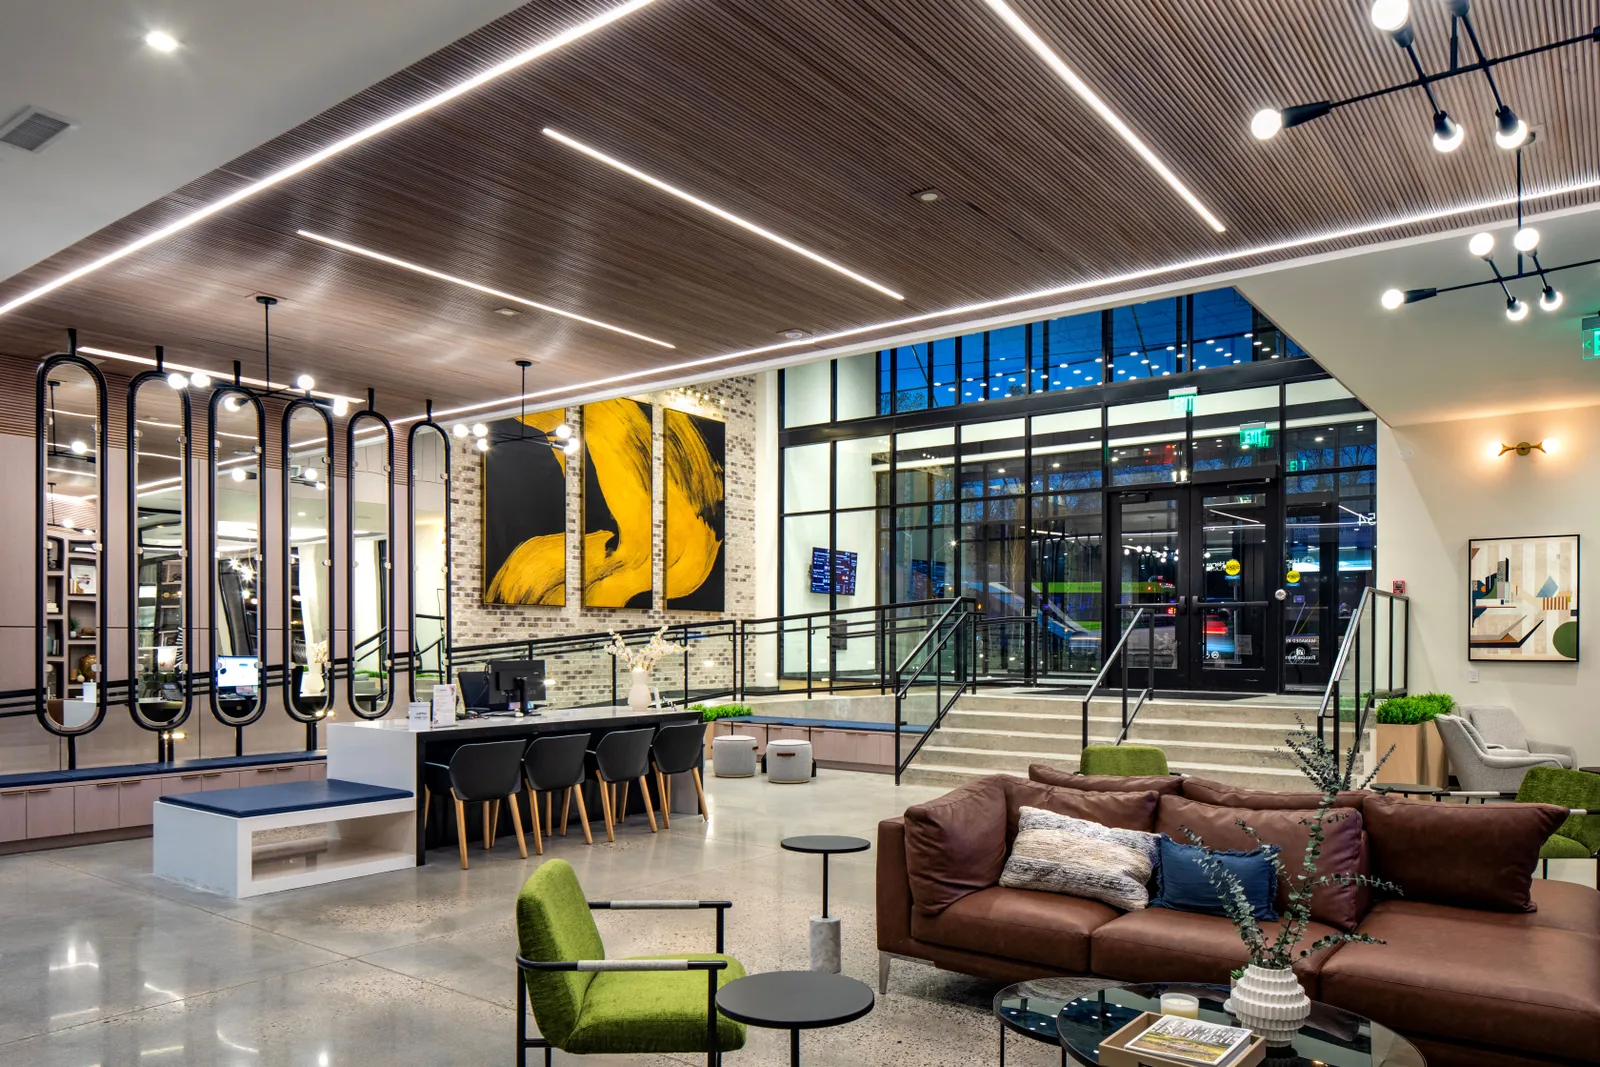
<box><xmin>1056</xmin><ymin>982</ymin><xmax>1425</xmax><ymax>1067</ymax></box>
<box><xmin>994</xmin><ymin>978</ymin><xmax>1091</xmax><ymax>1066</ymax></box>
<box><xmin>1373</xmin><ymin>783</ymin><xmax>1444</xmax><ymax>801</ymax></box>
<box><xmin>780</xmin><ymin>835</ymin><xmax>869</xmax><ymax>918</ymax></box>
<box><xmin>716</xmin><ymin>970</ymin><xmax>875</xmax><ymax>1066</ymax></box>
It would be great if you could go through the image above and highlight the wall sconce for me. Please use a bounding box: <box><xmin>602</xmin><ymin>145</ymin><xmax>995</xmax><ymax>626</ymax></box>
<box><xmin>1492</xmin><ymin>438</ymin><xmax>1558</xmax><ymax>458</ymax></box>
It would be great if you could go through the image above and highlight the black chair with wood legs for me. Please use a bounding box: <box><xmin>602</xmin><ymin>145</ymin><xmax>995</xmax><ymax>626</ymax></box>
<box><xmin>423</xmin><ymin>739</ymin><xmax>527</xmax><ymax>870</ymax></box>
<box><xmin>650</xmin><ymin>721</ymin><xmax>710</xmax><ymax>830</ymax></box>
<box><xmin>588</xmin><ymin>727</ymin><xmax>657</xmax><ymax>842</ymax></box>
<box><xmin>521</xmin><ymin>732</ymin><xmax>593</xmax><ymax>854</ymax></box>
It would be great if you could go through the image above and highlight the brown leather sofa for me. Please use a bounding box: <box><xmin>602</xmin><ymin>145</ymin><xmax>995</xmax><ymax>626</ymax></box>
<box><xmin>877</xmin><ymin>771</ymin><xmax>1600</xmax><ymax>1067</ymax></box>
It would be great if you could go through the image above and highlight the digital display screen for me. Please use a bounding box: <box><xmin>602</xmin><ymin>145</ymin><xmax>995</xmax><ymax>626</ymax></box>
<box><xmin>216</xmin><ymin>656</ymin><xmax>260</xmax><ymax>690</ymax></box>
<box><xmin>809</xmin><ymin>548</ymin><xmax>859</xmax><ymax>596</ymax></box>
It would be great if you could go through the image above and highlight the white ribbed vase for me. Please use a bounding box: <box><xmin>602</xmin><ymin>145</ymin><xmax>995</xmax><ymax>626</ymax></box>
<box><xmin>627</xmin><ymin>668</ymin><xmax>651</xmax><ymax>712</ymax></box>
<box><xmin>1231</xmin><ymin>965</ymin><xmax>1311</xmax><ymax>1046</ymax></box>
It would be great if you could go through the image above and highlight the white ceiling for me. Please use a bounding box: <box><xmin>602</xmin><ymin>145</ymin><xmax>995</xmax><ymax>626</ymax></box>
<box><xmin>1239</xmin><ymin>203</ymin><xmax>1600</xmax><ymax>428</ymax></box>
<box><xmin>0</xmin><ymin>0</ymin><xmax>527</xmax><ymax>282</ymax></box>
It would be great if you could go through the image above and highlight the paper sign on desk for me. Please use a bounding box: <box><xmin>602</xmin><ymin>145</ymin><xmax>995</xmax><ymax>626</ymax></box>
<box><xmin>408</xmin><ymin>702</ymin><xmax>432</xmax><ymax>730</ymax></box>
<box><xmin>432</xmin><ymin>684</ymin><xmax>457</xmax><ymax>726</ymax></box>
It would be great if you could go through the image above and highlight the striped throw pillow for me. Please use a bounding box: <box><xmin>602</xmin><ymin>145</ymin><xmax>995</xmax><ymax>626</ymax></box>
<box><xmin>999</xmin><ymin>805</ymin><xmax>1159</xmax><ymax>910</ymax></box>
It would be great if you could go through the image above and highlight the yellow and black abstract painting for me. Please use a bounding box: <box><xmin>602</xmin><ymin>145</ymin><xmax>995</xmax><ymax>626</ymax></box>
<box><xmin>582</xmin><ymin>398</ymin><xmax>654</xmax><ymax>608</ymax></box>
<box><xmin>483</xmin><ymin>411</ymin><xmax>568</xmax><ymax>606</ymax></box>
<box><xmin>664</xmin><ymin>408</ymin><xmax>725</xmax><ymax>612</ymax></box>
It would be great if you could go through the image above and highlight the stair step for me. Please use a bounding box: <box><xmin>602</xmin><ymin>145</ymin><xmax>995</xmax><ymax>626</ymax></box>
<box><xmin>901</xmin><ymin>760</ymin><xmax>1309</xmax><ymax>793</ymax></box>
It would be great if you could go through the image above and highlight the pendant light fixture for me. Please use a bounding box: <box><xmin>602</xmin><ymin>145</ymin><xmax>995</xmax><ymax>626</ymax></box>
<box><xmin>1249</xmin><ymin>1</ymin><xmax>1595</xmax><ymax>154</ymax></box>
<box><xmin>454</xmin><ymin>359</ymin><xmax>578</xmax><ymax>457</ymax></box>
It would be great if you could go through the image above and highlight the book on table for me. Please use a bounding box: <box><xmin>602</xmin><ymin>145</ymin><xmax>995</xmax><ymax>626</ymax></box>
<box><xmin>1123</xmin><ymin>1015</ymin><xmax>1256</xmax><ymax>1067</ymax></box>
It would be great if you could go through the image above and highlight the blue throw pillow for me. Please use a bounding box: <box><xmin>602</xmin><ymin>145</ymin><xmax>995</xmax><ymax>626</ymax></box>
<box><xmin>1150</xmin><ymin>834</ymin><xmax>1279</xmax><ymax>921</ymax></box>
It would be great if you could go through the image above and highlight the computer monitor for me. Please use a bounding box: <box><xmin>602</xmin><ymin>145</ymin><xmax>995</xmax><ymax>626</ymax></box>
<box><xmin>457</xmin><ymin>670</ymin><xmax>493</xmax><ymax>711</ymax></box>
<box><xmin>487</xmin><ymin>659</ymin><xmax>546</xmax><ymax>711</ymax></box>
<box><xmin>215</xmin><ymin>656</ymin><xmax>260</xmax><ymax>693</ymax></box>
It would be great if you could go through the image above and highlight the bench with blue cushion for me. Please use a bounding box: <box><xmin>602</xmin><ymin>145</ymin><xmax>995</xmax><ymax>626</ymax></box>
<box><xmin>158</xmin><ymin>778</ymin><xmax>411</xmax><ymax>818</ymax></box>
<box><xmin>734</xmin><ymin>716</ymin><xmax>924</xmax><ymax>733</ymax></box>
<box><xmin>0</xmin><ymin>749</ymin><xmax>326</xmax><ymax>791</ymax></box>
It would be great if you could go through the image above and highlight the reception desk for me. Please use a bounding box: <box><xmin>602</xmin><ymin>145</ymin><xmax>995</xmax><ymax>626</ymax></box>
<box><xmin>326</xmin><ymin>706</ymin><xmax>701</xmax><ymax>863</ymax></box>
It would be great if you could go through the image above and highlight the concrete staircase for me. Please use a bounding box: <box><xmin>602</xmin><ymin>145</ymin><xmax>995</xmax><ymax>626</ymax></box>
<box><xmin>900</xmin><ymin>689</ymin><xmax>1321</xmax><ymax>791</ymax></box>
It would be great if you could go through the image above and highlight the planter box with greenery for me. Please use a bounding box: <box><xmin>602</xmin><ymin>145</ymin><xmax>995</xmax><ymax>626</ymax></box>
<box><xmin>1372</xmin><ymin>693</ymin><xmax>1453</xmax><ymax>788</ymax></box>
<box><xmin>693</xmin><ymin>703</ymin><xmax>755</xmax><ymax>757</ymax></box>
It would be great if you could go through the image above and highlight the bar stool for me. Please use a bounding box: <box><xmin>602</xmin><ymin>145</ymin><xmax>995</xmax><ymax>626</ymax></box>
<box><xmin>522</xmin><ymin>732</ymin><xmax>593</xmax><ymax>853</ymax></box>
<box><xmin>423</xmin><ymin>739</ymin><xmax>527</xmax><ymax>870</ymax></box>
<box><xmin>589</xmin><ymin>727</ymin><xmax>657</xmax><ymax>842</ymax></box>
<box><xmin>650</xmin><ymin>720</ymin><xmax>710</xmax><ymax>829</ymax></box>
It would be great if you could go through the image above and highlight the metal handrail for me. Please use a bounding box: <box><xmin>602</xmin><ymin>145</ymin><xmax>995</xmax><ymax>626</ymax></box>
<box><xmin>895</xmin><ymin>598</ymin><xmax>970</xmax><ymax>677</ymax></box>
<box><xmin>1317</xmin><ymin>586</ymin><xmax>1410</xmax><ymax>781</ymax></box>
<box><xmin>1080</xmin><ymin>606</ymin><xmax>1155</xmax><ymax>749</ymax></box>
<box><xmin>893</xmin><ymin>604</ymin><xmax>976</xmax><ymax>783</ymax></box>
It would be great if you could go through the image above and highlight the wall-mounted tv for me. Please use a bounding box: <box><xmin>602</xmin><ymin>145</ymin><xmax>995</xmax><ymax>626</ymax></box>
<box><xmin>809</xmin><ymin>548</ymin><xmax>859</xmax><ymax>596</ymax></box>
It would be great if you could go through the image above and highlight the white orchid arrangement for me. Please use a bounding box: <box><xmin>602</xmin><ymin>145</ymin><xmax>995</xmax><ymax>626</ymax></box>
<box><xmin>604</xmin><ymin>626</ymin><xmax>683</xmax><ymax>673</ymax></box>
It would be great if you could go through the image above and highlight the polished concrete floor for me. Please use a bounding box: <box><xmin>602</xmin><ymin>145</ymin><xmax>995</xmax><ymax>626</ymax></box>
<box><xmin>5</xmin><ymin>770</ymin><xmax>1594</xmax><ymax>1067</ymax></box>
<box><xmin>0</xmin><ymin>769</ymin><xmax>1076</xmax><ymax>1067</ymax></box>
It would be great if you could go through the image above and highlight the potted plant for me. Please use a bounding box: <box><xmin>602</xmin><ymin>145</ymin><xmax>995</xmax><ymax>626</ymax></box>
<box><xmin>604</xmin><ymin>626</ymin><xmax>684</xmax><ymax>712</ymax></box>
<box><xmin>1371</xmin><ymin>693</ymin><xmax>1453</xmax><ymax>788</ymax></box>
<box><xmin>692</xmin><ymin>703</ymin><xmax>755</xmax><ymax>757</ymax></box>
<box><xmin>1189</xmin><ymin>735</ymin><xmax>1399</xmax><ymax>1045</ymax></box>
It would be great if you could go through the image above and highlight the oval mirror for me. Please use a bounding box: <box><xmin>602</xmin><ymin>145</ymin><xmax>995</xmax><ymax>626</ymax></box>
<box><xmin>408</xmin><ymin>422</ymin><xmax>450</xmax><ymax>702</ymax></box>
<box><xmin>209</xmin><ymin>389</ymin><xmax>266</xmax><ymax>727</ymax></box>
<box><xmin>37</xmin><ymin>355</ymin><xmax>109</xmax><ymax>738</ymax></box>
<box><xmin>284</xmin><ymin>400</ymin><xmax>334</xmax><ymax>722</ymax></box>
<box><xmin>128</xmin><ymin>371</ymin><xmax>191</xmax><ymax>731</ymax></box>
<box><xmin>347</xmin><ymin>410</ymin><xmax>395</xmax><ymax>717</ymax></box>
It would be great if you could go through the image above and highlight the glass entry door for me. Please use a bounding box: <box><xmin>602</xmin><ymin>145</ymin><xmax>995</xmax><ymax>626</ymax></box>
<box><xmin>1110</xmin><ymin>481</ymin><xmax>1283</xmax><ymax>691</ymax></box>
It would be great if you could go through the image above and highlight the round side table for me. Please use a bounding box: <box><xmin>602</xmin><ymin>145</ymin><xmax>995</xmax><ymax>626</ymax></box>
<box><xmin>716</xmin><ymin>970</ymin><xmax>874</xmax><ymax>1067</ymax></box>
<box><xmin>781</xmin><ymin>834</ymin><xmax>870</xmax><ymax>972</ymax></box>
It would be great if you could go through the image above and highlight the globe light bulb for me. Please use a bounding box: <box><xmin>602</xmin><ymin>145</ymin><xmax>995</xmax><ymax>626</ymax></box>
<box><xmin>331</xmin><ymin>397</ymin><xmax>349</xmax><ymax>417</ymax></box>
<box><xmin>553</xmin><ymin>423</ymin><xmax>572</xmax><ymax>440</ymax></box>
<box><xmin>1468</xmin><ymin>232</ymin><xmax>1495</xmax><ymax>258</ymax></box>
<box><xmin>471</xmin><ymin>423</ymin><xmax>488</xmax><ymax>438</ymax></box>
<box><xmin>1505</xmin><ymin>297</ymin><xmax>1529</xmax><ymax>322</ymax></box>
<box><xmin>1494</xmin><ymin>107</ymin><xmax>1529</xmax><ymax>150</ymax></box>
<box><xmin>189</xmin><ymin>370</ymin><xmax>212</xmax><ymax>388</ymax></box>
<box><xmin>1513</xmin><ymin>227</ymin><xmax>1540</xmax><ymax>252</ymax></box>
<box><xmin>70</xmin><ymin>439</ymin><xmax>88</xmax><ymax>455</ymax></box>
<box><xmin>230</xmin><ymin>467</ymin><xmax>247</xmax><ymax>482</ymax></box>
<box><xmin>1544</xmin><ymin>438</ymin><xmax>1560</xmax><ymax>455</ymax></box>
<box><xmin>223</xmin><ymin>396</ymin><xmax>242</xmax><ymax>412</ymax></box>
<box><xmin>1539</xmin><ymin>286</ymin><xmax>1563</xmax><ymax>312</ymax></box>
<box><xmin>1381</xmin><ymin>289</ymin><xmax>1405</xmax><ymax>310</ymax></box>
<box><xmin>475</xmin><ymin>438</ymin><xmax>489</xmax><ymax>453</ymax></box>
<box><xmin>295</xmin><ymin>373</ymin><xmax>315</xmax><ymax>390</ymax></box>
<box><xmin>1431</xmin><ymin>112</ymin><xmax>1464</xmax><ymax>153</ymax></box>
<box><xmin>305</xmin><ymin>467</ymin><xmax>319</xmax><ymax>483</ymax></box>
<box><xmin>1250</xmin><ymin>108</ymin><xmax>1283</xmax><ymax>141</ymax></box>
<box><xmin>166</xmin><ymin>371</ymin><xmax>188</xmax><ymax>389</ymax></box>
<box><xmin>1369</xmin><ymin>0</ymin><xmax>1410</xmax><ymax>32</ymax></box>
<box><xmin>563</xmin><ymin>438</ymin><xmax>580</xmax><ymax>456</ymax></box>
<box><xmin>452</xmin><ymin>423</ymin><xmax>469</xmax><ymax>439</ymax></box>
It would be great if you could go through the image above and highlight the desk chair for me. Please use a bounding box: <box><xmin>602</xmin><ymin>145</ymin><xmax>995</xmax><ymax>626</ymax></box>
<box><xmin>650</xmin><ymin>721</ymin><xmax>709</xmax><ymax>829</ymax></box>
<box><xmin>523</xmin><ymin>732</ymin><xmax>593</xmax><ymax>853</ymax></box>
<box><xmin>589</xmin><ymin>728</ymin><xmax>657</xmax><ymax>841</ymax></box>
<box><xmin>424</xmin><ymin>739</ymin><xmax>527</xmax><ymax>869</ymax></box>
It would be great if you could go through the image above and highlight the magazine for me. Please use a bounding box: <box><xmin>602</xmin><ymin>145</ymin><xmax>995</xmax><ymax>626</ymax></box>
<box><xmin>1123</xmin><ymin>1014</ymin><xmax>1255</xmax><ymax>1066</ymax></box>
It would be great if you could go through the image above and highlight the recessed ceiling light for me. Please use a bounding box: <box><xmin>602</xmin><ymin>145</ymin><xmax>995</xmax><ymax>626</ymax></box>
<box><xmin>297</xmin><ymin>230</ymin><xmax>673</xmax><ymax>348</ymax></box>
<box><xmin>911</xmin><ymin>189</ymin><xmax>941</xmax><ymax>203</ymax></box>
<box><xmin>0</xmin><ymin>0</ymin><xmax>659</xmax><ymax>319</ymax></box>
<box><xmin>495</xmin><ymin>307</ymin><xmax>521</xmax><ymax>317</ymax></box>
<box><xmin>542</xmin><ymin>127</ymin><xmax>904</xmax><ymax>300</ymax></box>
<box><xmin>780</xmin><ymin>328</ymin><xmax>810</xmax><ymax>340</ymax></box>
<box><xmin>144</xmin><ymin>30</ymin><xmax>180</xmax><ymax>52</ymax></box>
<box><xmin>979</xmin><ymin>0</ymin><xmax>1225</xmax><ymax>233</ymax></box>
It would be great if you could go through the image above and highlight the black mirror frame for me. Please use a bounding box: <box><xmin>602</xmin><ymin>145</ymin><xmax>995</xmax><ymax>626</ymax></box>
<box><xmin>282</xmin><ymin>398</ymin><xmax>334</xmax><ymax>724</ymax></box>
<box><xmin>35</xmin><ymin>351</ymin><xmax>110</xmax><ymax>740</ymax></box>
<box><xmin>407</xmin><ymin>418</ymin><xmax>452</xmax><ymax>703</ymax></box>
<box><xmin>208</xmin><ymin>387</ymin><xmax>268</xmax><ymax>728</ymax></box>
<box><xmin>345</xmin><ymin>408</ymin><xmax>396</xmax><ymax>719</ymax></box>
<box><xmin>126</xmin><ymin>370</ymin><xmax>192</xmax><ymax>732</ymax></box>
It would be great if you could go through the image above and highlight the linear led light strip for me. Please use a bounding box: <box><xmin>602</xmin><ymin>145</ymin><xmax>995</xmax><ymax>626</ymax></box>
<box><xmin>78</xmin><ymin>346</ymin><xmax>361</xmax><ymax>406</ymax></box>
<box><xmin>295</xmin><ymin>231</ymin><xmax>674</xmax><ymax>348</ymax></box>
<box><xmin>0</xmin><ymin>0</ymin><xmax>659</xmax><ymax>319</ymax></box>
<box><xmin>387</xmin><ymin>172</ymin><xmax>1600</xmax><ymax>429</ymax></box>
<box><xmin>979</xmin><ymin>0</ymin><xmax>1227</xmax><ymax>234</ymax></box>
<box><xmin>541</xmin><ymin>128</ymin><xmax>905</xmax><ymax>301</ymax></box>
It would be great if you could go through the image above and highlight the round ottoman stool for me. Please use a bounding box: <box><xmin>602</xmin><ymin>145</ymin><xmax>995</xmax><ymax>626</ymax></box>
<box><xmin>766</xmin><ymin>739</ymin><xmax>813</xmax><ymax>783</ymax></box>
<box><xmin>712</xmin><ymin>734</ymin><xmax>758</xmax><ymax>778</ymax></box>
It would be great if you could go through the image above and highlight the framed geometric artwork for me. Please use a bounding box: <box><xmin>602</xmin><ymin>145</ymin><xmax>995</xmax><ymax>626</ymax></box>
<box><xmin>664</xmin><ymin>407</ymin><xmax>725</xmax><ymax>612</ymax></box>
<box><xmin>1468</xmin><ymin>534</ymin><xmax>1579</xmax><ymax>662</ymax></box>
<box><xmin>482</xmin><ymin>411</ymin><xmax>569</xmax><ymax>606</ymax></box>
<box><xmin>582</xmin><ymin>398</ymin><xmax>655</xmax><ymax>609</ymax></box>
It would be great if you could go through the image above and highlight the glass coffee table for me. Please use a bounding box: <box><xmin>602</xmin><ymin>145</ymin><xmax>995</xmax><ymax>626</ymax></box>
<box><xmin>994</xmin><ymin>978</ymin><xmax>1100</xmax><ymax>1066</ymax></box>
<box><xmin>1055</xmin><ymin>983</ymin><xmax>1425</xmax><ymax>1067</ymax></box>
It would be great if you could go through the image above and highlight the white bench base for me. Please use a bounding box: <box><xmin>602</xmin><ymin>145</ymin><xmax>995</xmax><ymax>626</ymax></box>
<box><xmin>153</xmin><ymin>796</ymin><xmax>415</xmax><ymax>898</ymax></box>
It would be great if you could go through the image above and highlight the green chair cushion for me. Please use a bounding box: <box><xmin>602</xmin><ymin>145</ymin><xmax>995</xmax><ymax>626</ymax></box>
<box><xmin>564</xmin><ymin>954</ymin><xmax>748</xmax><ymax>1055</ymax></box>
<box><xmin>1539</xmin><ymin>834</ymin><xmax>1594</xmax><ymax>860</ymax></box>
<box><xmin>1080</xmin><ymin>744</ymin><xmax>1169</xmax><ymax>777</ymax></box>
<box><xmin>1515</xmin><ymin>766</ymin><xmax>1600</xmax><ymax>853</ymax></box>
<box><xmin>516</xmin><ymin>860</ymin><xmax>606</xmax><ymax>1048</ymax></box>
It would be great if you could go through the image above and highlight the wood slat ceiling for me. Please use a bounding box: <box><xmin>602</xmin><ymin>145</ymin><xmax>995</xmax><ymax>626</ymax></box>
<box><xmin>1</xmin><ymin>0</ymin><xmax>1596</xmax><ymax>415</ymax></box>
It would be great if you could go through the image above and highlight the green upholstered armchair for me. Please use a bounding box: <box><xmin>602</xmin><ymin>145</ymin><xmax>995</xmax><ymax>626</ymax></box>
<box><xmin>1079</xmin><ymin>744</ymin><xmax>1169</xmax><ymax>777</ymax></box>
<box><xmin>1515</xmin><ymin>767</ymin><xmax>1600</xmax><ymax>887</ymax></box>
<box><xmin>514</xmin><ymin>859</ymin><xmax>747</xmax><ymax>1067</ymax></box>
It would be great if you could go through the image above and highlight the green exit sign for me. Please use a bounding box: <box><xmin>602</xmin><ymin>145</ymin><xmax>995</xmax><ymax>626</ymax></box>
<box><xmin>1239</xmin><ymin>421</ymin><xmax>1271</xmax><ymax>448</ymax></box>
<box><xmin>1585</xmin><ymin>315</ymin><xmax>1600</xmax><ymax>361</ymax></box>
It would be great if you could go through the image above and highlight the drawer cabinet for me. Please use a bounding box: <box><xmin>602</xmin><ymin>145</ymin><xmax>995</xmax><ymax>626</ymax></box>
<box><xmin>74</xmin><ymin>782</ymin><xmax>122</xmax><ymax>833</ymax></box>
<box><xmin>0</xmin><ymin>789</ymin><xmax>26</xmax><ymax>843</ymax></box>
<box><xmin>200</xmin><ymin>771</ymin><xmax>242</xmax><ymax>791</ymax></box>
<box><xmin>118</xmin><ymin>778</ymin><xmax>164</xmax><ymax>828</ymax></box>
<box><xmin>25</xmin><ymin>786</ymin><xmax>75</xmax><ymax>838</ymax></box>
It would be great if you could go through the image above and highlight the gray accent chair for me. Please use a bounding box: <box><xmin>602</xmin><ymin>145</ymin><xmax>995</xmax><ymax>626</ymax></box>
<box><xmin>1435</xmin><ymin>714</ymin><xmax>1564</xmax><ymax>793</ymax></box>
<box><xmin>1460</xmin><ymin>705</ymin><xmax>1578</xmax><ymax>769</ymax></box>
